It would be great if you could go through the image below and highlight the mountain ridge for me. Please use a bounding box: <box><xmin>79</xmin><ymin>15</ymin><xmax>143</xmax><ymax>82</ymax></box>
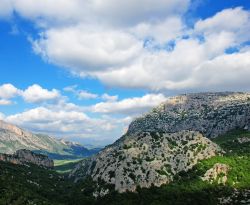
<box><xmin>0</xmin><ymin>120</ymin><xmax>100</xmax><ymax>159</ymax></box>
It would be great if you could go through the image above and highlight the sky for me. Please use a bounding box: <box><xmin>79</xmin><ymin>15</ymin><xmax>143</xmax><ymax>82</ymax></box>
<box><xmin>0</xmin><ymin>0</ymin><xmax>250</xmax><ymax>146</ymax></box>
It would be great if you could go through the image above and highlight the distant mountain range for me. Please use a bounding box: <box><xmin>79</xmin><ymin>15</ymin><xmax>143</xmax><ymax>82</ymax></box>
<box><xmin>0</xmin><ymin>120</ymin><xmax>100</xmax><ymax>159</ymax></box>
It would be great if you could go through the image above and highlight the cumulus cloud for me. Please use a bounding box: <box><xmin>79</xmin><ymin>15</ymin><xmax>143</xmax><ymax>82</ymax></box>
<box><xmin>3</xmin><ymin>1</ymin><xmax>249</xmax><ymax>93</ymax></box>
<box><xmin>101</xmin><ymin>93</ymin><xmax>118</xmax><ymax>102</ymax></box>
<box><xmin>0</xmin><ymin>84</ymin><xmax>21</xmax><ymax>105</ymax></box>
<box><xmin>89</xmin><ymin>7</ymin><xmax>250</xmax><ymax>91</ymax></box>
<box><xmin>1</xmin><ymin>92</ymin><xmax>167</xmax><ymax>143</ymax></box>
<box><xmin>22</xmin><ymin>84</ymin><xmax>61</xmax><ymax>103</ymax></box>
<box><xmin>0</xmin><ymin>83</ymin><xmax>62</xmax><ymax>104</ymax></box>
<box><xmin>0</xmin><ymin>99</ymin><xmax>13</xmax><ymax>105</ymax></box>
<box><xmin>184</xmin><ymin>51</ymin><xmax>250</xmax><ymax>91</ymax></box>
<box><xmin>32</xmin><ymin>26</ymin><xmax>143</xmax><ymax>72</ymax></box>
<box><xmin>3</xmin><ymin>0</ymin><xmax>189</xmax><ymax>26</ymax></box>
<box><xmin>28</xmin><ymin>7</ymin><xmax>250</xmax><ymax>92</ymax></box>
<box><xmin>195</xmin><ymin>7</ymin><xmax>250</xmax><ymax>36</ymax></box>
<box><xmin>5</xmin><ymin>106</ymin><xmax>129</xmax><ymax>143</ymax></box>
<box><xmin>92</xmin><ymin>94</ymin><xmax>167</xmax><ymax>115</ymax></box>
<box><xmin>132</xmin><ymin>16</ymin><xmax>184</xmax><ymax>44</ymax></box>
<box><xmin>0</xmin><ymin>84</ymin><xmax>21</xmax><ymax>99</ymax></box>
<box><xmin>77</xmin><ymin>90</ymin><xmax>98</xmax><ymax>100</ymax></box>
<box><xmin>64</xmin><ymin>85</ymin><xmax>98</xmax><ymax>100</ymax></box>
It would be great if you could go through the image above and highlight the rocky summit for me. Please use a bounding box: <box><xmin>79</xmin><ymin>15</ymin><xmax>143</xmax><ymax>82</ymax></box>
<box><xmin>127</xmin><ymin>92</ymin><xmax>250</xmax><ymax>137</ymax></box>
<box><xmin>70</xmin><ymin>92</ymin><xmax>250</xmax><ymax>193</ymax></box>
<box><xmin>0</xmin><ymin>149</ymin><xmax>54</xmax><ymax>168</ymax></box>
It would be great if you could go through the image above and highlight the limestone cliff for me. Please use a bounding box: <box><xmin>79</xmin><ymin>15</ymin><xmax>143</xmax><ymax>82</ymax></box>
<box><xmin>0</xmin><ymin>149</ymin><xmax>54</xmax><ymax>168</ymax></box>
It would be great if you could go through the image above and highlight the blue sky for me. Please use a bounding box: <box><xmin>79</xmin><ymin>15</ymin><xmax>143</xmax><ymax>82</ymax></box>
<box><xmin>0</xmin><ymin>0</ymin><xmax>250</xmax><ymax>146</ymax></box>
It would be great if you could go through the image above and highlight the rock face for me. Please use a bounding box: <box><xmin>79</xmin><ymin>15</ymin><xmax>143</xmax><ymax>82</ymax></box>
<box><xmin>0</xmin><ymin>120</ymin><xmax>98</xmax><ymax>159</ymax></box>
<box><xmin>71</xmin><ymin>131</ymin><xmax>220</xmax><ymax>192</ymax></box>
<box><xmin>70</xmin><ymin>92</ymin><xmax>250</xmax><ymax>193</ymax></box>
<box><xmin>0</xmin><ymin>149</ymin><xmax>54</xmax><ymax>168</ymax></box>
<box><xmin>127</xmin><ymin>92</ymin><xmax>250</xmax><ymax>138</ymax></box>
<box><xmin>201</xmin><ymin>163</ymin><xmax>230</xmax><ymax>185</ymax></box>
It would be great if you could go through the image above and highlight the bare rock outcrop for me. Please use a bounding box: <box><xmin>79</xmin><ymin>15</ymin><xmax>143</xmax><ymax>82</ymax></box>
<box><xmin>0</xmin><ymin>149</ymin><xmax>54</xmax><ymax>168</ymax></box>
<box><xmin>201</xmin><ymin>163</ymin><xmax>230</xmax><ymax>185</ymax></box>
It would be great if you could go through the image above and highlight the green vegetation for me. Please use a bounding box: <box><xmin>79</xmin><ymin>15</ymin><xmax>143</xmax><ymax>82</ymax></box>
<box><xmin>123</xmin><ymin>144</ymin><xmax>132</xmax><ymax>149</ymax></box>
<box><xmin>212</xmin><ymin>129</ymin><xmax>250</xmax><ymax>155</ymax></box>
<box><xmin>0</xmin><ymin>161</ymin><xmax>96</xmax><ymax>205</ymax></box>
<box><xmin>54</xmin><ymin>159</ymin><xmax>83</xmax><ymax>174</ymax></box>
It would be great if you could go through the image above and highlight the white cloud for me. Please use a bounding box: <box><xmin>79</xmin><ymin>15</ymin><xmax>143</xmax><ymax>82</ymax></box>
<box><xmin>5</xmin><ymin>106</ymin><xmax>129</xmax><ymax>144</ymax></box>
<box><xmin>101</xmin><ymin>93</ymin><xmax>118</xmax><ymax>102</ymax></box>
<box><xmin>28</xmin><ymin>7</ymin><xmax>250</xmax><ymax>92</ymax></box>
<box><xmin>132</xmin><ymin>16</ymin><xmax>184</xmax><ymax>44</ymax></box>
<box><xmin>63</xmin><ymin>85</ymin><xmax>78</xmax><ymax>92</ymax></box>
<box><xmin>183</xmin><ymin>51</ymin><xmax>250</xmax><ymax>91</ymax></box>
<box><xmin>64</xmin><ymin>85</ymin><xmax>98</xmax><ymax>100</ymax></box>
<box><xmin>5</xmin><ymin>0</ymin><xmax>189</xmax><ymax>26</ymax></box>
<box><xmin>92</xmin><ymin>94</ymin><xmax>167</xmax><ymax>115</ymax></box>
<box><xmin>2</xmin><ymin>2</ymin><xmax>249</xmax><ymax>94</ymax></box>
<box><xmin>2</xmin><ymin>92</ymin><xmax>167</xmax><ymax>143</ymax></box>
<box><xmin>195</xmin><ymin>7</ymin><xmax>250</xmax><ymax>35</ymax></box>
<box><xmin>0</xmin><ymin>112</ymin><xmax>5</xmax><ymax>120</ymax></box>
<box><xmin>88</xmin><ymin>0</ymin><xmax>190</xmax><ymax>26</ymax></box>
<box><xmin>0</xmin><ymin>0</ymin><xmax>13</xmax><ymax>18</ymax></box>
<box><xmin>0</xmin><ymin>84</ymin><xmax>21</xmax><ymax>99</ymax></box>
<box><xmin>77</xmin><ymin>90</ymin><xmax>98</xmax><ymax>100</ymax></box>
<box><xmin>0</xmin><ymin>99</ymin><xmax>13</xmax><ymax>105</ymax></box>
<box><xmin>32</xmin><ymin>26</ymin><xmax>143</xmax><ymax>72</ymax></box>
<box><xmin>22</xmin><ymin>84</ymin><xmax>61</xmax><ymax>103</ymax></box>
<box><xmin>6</xmin><ymin>106</ymin><xmax>88</xmax><ymax>124</ymax></box>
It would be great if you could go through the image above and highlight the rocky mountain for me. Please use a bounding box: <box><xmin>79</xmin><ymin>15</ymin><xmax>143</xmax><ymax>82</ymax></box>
<box><xmin>0</xmin><ymin>120</ymin><xmax>99</xmax><ymax>159</ymax></box>
<box><xmin>70</xmin><ymin>92</ymin><xmax>250</xmax><ymax>193</ymax></box>
<box><xmin>0</xmin><ymin>149</ymin><xmax>53</xmax><ymax>168</ymax></box>
<box><xmin>127</xmin><ymin>92</ymin><xmax>250</xmax><ymax>137</ymax></box>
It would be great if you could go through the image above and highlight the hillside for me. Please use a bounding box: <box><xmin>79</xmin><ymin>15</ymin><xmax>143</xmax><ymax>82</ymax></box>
<box><xmin>96</xmin><ymin>129</ymin><xmax>250</xmax><ymax>205</ymax></box>
<box><xmin>70</xmin><ymin>92</ymin><xmax>250</xmax><ymax>193</ymax></box>
<box><xmin>0</xmin><ymin>120</ymin><xmax>99</xmax><ymax>159</ymax></box>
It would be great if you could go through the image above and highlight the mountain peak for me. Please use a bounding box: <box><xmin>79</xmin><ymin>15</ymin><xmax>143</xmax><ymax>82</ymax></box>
<box><xmin>0</xmin><ymin>120</ymin><xmax>32</xmax><ymax>138</ymax></box>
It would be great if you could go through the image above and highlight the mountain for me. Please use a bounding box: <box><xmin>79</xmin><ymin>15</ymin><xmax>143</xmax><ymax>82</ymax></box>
<box><xmin>70</xmin><ymin>92</ymin><xmax>250</xmax><ymax>194</ymax></box>
<box><xmin>0</xmin><ymin>120</ymin><xmax>100</xmax><ymax>159</ymax></box>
